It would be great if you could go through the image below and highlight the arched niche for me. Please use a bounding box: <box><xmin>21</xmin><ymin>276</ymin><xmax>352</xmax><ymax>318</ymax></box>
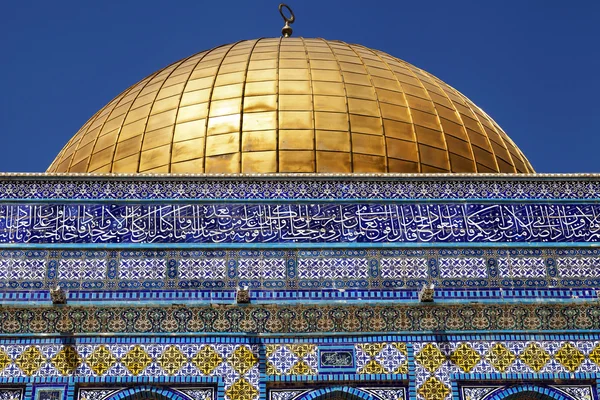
<box><xmin>483</xmin><ymin>384</ymin><xmax>576</xmax><ymax>400</ymax></box>
<box><xmin>296</xmin><ymin>386</ymin><xmax>374</xmax><ymax>400</ymax></box>
<box><xmin>105</xmin><ymin>386</ymin><xmax>191</xmax><ymax>400</ymax></box>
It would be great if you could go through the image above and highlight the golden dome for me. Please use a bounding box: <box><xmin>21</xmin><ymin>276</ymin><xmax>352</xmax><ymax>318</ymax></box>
<box><xmin>48</xmin><ymin>38</ymin><xmax>534</xmax><ymax>174</ymax></box>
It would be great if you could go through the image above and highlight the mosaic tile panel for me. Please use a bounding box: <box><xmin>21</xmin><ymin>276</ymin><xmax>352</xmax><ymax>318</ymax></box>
<box><xmin>2</xmin><ymin>203</ymin><xmax>600</xmax><ymax>244</ymax></box>
<box><xmin>118</xmin><ymin>259</ymin><xmax>166</xmax><ymax>280</ymax></box>
<box><xmin>461</xmin><ymin>386</ymin><xmax>499</xmax><ymax>400</ymax></box>
<box><xmin>238</xmin><ymin>259</ymin><xmax>286</xmax><ymax>280</ymax></box>
<box><xmin>362</xmin><ymin>388</ymin><xmax>406</xmax><ymax>400</ymax></box>
<box><xmin>438</xmin><ymin>258</ymin><xmax>486</xmax><ymax>279</ymax></box>
<box><xmin>0</xmin><ymin>259</ymin><xmax>45</xmax><ymax>281</ymax></box>
<box><xmin>297</xmin><ymin>258</ymin><xmax>368</xmax><ymax>280</ymax></box>
<box><xmin>379</xmin><ymin>258</ymin><xmax>428</xmax><ymax>279</ymax></box>
<box><xmin>550</xmin><ymin>385</ymin><xmax>595</xmax><ymax>400</ymax></box>
<box><xmin>266</xmin><ymin>344</ymin><xmax>318</xmax><ymax>376</ymax></box>
<box><xmin>1</xmin><ymin>177</ymin><xmax>599</xmax><ymax>201</ymax></box>
<box><xmin>0</xmin><ymin>389</ymin><xmax>22</xmax><ymax>400</ymax></box>
<box><xmin>177</xmin><ymin>388</ymin><xmax>215</xmax><ymax>400</ymax></box>
<box><xmin>497</xmin><ymin>257</ymin><xmax>546</xmax><ymax>278</ymax></box>
<box><xmin>267</xmin><ymin>342</ymin><xmax>408</xmax><ymax>376</ymax></box>
<box><xmin>57</xmin><ymin>259</ymin><xmax>106</xmax><ymax>281</ymax></box>
<box><xmin>355</xmin><ymin>343</ymin><xmax>408</xmax><ymax>374</ymax></box>
<box><xmin>414</xmin><ymin>340</ymin><xmax>600</xmax><ymax>400</ymax></box>
<box><xmin>178</xmin><ymin>259</ymin><xmax>227</xmax><ymax>280</ymax></box>
<box><xmin>78</xmin><ymin>388</ymin><xmax>119</xmax><ymax>400</ymax></box>
<box><xmin>556</xmin><ymin>256</ymin><xmax>600</xmax><ymax>278</ymax></box>
<box><xmin>1</xmin><ymin>343</ymin><xmax>257</xmax><ymax>400</ymax></box>
<box><xmin>0</xmin><ymin>336</ymin><xmax>599</xmax><ymax>400</ymax></box>
<box><xmin>268</xmin><ymin>389</ymin><xmax>309</xmax><ymax>400</ymax></box>
<box><xmin>3</xmin><ymin>248</ymin><xmax>600</xmax><ymax>302</ymax></box>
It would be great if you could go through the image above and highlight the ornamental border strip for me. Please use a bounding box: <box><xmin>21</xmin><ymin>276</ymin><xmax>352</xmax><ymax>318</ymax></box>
<box><xmin>1</xmin><ymin>302</ymin><xmax>600</xmax><ymax>335</ymax></box>
<box><xmin>2</xmin><ymin>248</ymin><xmax>600</xmax><ymax>302</ymax></box>
<box><xmin>0</xmin><ymin>331</ymin><xmax>599</xmax><ymax>345</ymax></box>
<box><xmin>1</xmin><ymin>289</ymin><xmax>597</xmax><ymax>304</ymax></box>
<box><xmin>0</xmin><ymin>175</ymin><xmax>600</xmax><ymax>200</ymax></box>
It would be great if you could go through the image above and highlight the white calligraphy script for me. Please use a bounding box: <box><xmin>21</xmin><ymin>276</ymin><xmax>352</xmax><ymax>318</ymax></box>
<box><xmin>0</xmin><ymin>203</ymin><xmax>598</xmax><ymax>244</ymax></box>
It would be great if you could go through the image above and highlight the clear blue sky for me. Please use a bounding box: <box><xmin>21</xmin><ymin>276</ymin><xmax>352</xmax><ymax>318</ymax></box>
<box><xmin>1</xmin><ymin>0</ymin><xmax>598</xmax><ymax>173</ymax></box>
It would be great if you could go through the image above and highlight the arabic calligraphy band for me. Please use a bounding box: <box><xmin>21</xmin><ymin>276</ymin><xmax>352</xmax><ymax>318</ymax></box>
<box><xmin>0</xmin><ymin>203</ymin><xmax>598</xmax><ymax>244</ymax></box>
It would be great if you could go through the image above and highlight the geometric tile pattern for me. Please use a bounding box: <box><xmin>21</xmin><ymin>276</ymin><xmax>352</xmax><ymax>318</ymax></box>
<box><xmin>269</xmin><ymin>389</ymin><xmax>309</xmax><ymax>400</ymax></box>
<box><xmin>380</xmin><ymin>258</ymin><xmax>428</xmax><ymax>278</ymax></box>
<box><xmin>4</xmin><ymin>249</ymin><xmax>600</xmax><ymax>300</ymax></box>
<box><xmin>192</xmin><ymin>346</ymin><xmax>223</xmax><ymax>375</ymax></box>
<box><xmin>449</xmin><ymin>343</ymin><xmax>481</xmax><ymax>373</ymax></box>
<box><xmin>86</xmin><ymin>345</ymin><xmax>116</xmax><ymax>376</ymax></box>
<box><xmin>414</xmin><ymin>340</ymin><xmax>600</xmax><ymax>400</ymax></box>
<box><xmin>0</xmin><ymin>342</ymin><xmax>259</xmax><ymax>400</ymax></box>
<box><xmin>518</xmin><ymin>343</ymin><xmax>550</xmax><ymax>373</ymax></box>
<box><xmin>0</xmin><ymin>389</ymin><xmax>22</xmax><ymax>400</ymax></box>
<box><xmin>78</xmin><ymin>389</ymin><xmax>120</xmax><ymax>400</ymax></box>
<box><xmin>178</xmin><ymin>259</ymin><xmax>226</xmax><ymax>280</ymax></box>
<box><xmin>297</xmin><ymin>258</ymin><xmax>369</xmax><ymax>279</ymax></box>
<box><xmin>1</xmin><ymin>337</ymin><xmax>600</xmax><ymax>400</ymax></box>
<box><xmin>51</xmin><ymin>346</ymin><xmax>82</xmax><ymax>376</ymax></box>
<box><xmin>556</xmin><ymin>256</ymin><xmax>600</xmax><ymax>278</ymax></box>
<box><xmin>0</xmin><ymin>259</ymin><xmax>46</xmax><ymax>280</ymax></box>
<box><xmin>2</xmin><ymin>177</ymin><xmax>598</xmax><ymax>201</ymax></box>
<box><xmin>238</xmin><ymin>258</ymin><xmax>286</xmax><ymax>280</ymax></box>
<box><xmin>266</xmin><ymin>342</ymin><xmax>408</xmax><ymax>376</ymax></box>
<box><xmin>549</xmin><ymin>385</ymin><xmax>594</xmax><ymax>400</ymax></box>
<box><xmin>417</xmin><ymin>377</ymin><xmax>450</xmax><ymax>400</ymax></box>
<box><xmin>355</xmin><ymin>343</ymin><xmax>408</xmax><ymax>374</ymax></box>
<box><xmin>177</xmin><ymin>389</ymin><xmax>215</xmax><ymax>400</ymax></box>
<box><xmin>439</xmin><ymin>258</ymin><xmax>486</xmax><ymax>278</ymax></box>
<box><xmin>362</xmin><ymin>388</ymin><xmax>406</xmax><ymax>400</ymax></box>
<box><xmin>158</xmin><ymin>346</ymin><xmax>186</xmax><ymax>375</ymax></box>
<box><xmin>15</xmin><ymin>346</ymin><xmax>45</xmax><ymax>376</ymax></box>
<box><xmin>497</xmin><ymin>257</ymin><xmax>546</xmax><ymax>278</ymax></box>
<box><xmin>485</xmin><ymin>343</ymin><xmax>515</xmax><ymax>373</ymax></box>
<box><xmin>266</xmin><ymin>344</ymin><xmax>318</xmax><ymax>375</ymax></box>
<box><xmin>57</xmin><ymin>259</ymin><xmax>107</xmax><ymax>280</ymax></box>
<box><xmin>118</xmin><ymin>259</ymin><xmax>166</xmax><ymax>280</ymax></box>
<box><xmin>460</xmin><ymin>387</ymin><xmax>499</xmax><ymax>400</ymax></box>
<box><xmin>121</xmin><ymin>345</ymin><xmax>152</xmax><ymax>375</ymax></box>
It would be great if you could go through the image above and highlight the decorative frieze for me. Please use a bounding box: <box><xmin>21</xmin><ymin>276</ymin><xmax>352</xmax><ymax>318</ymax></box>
<box><xmin>0</xmin><ymin>175</ymin><xmax>599</xmax><ymax>201</ymax></box>
<box><xmin>0</xmin><ymin>302</ymin><xmax>597</xmax><ymax>334</ymax></box>
<box><xmin>2</xmin><ymin>203</ymin><xmax>600</xmax><ymax>244</ymax></box>
<box><xmin>1</xmin><ymin>248</ymin><xmax>599</xmax><ymax>302</ymax></box>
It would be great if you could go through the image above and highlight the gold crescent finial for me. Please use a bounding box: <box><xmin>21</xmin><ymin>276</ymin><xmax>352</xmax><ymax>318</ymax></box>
<box><xmin>279</xmin><ymin>4</ymin><xmax>295</xmax><ymax>38</ymax></box>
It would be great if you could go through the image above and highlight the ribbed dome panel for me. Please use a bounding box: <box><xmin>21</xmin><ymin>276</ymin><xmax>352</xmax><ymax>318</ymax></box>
<box><xmin>48</xmin><ymin>38</ymin><xmax>533</xmax><ymax>174</ymax></box>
